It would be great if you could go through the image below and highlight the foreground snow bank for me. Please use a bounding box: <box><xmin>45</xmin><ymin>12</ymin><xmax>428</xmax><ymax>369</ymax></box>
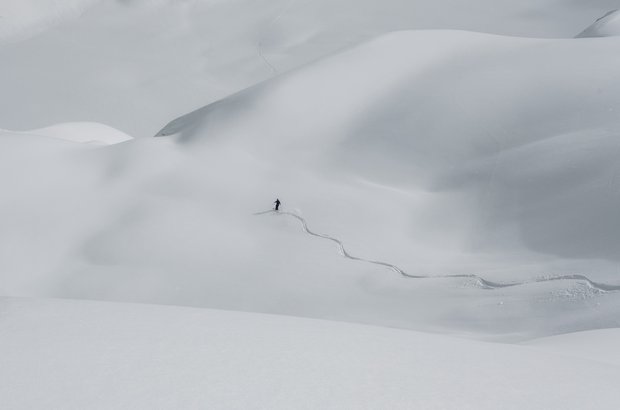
<box><xmin>525</xmin><ymin>328</ymin><xmax>620</xmax><ymax>365</ymax></box>
<box><xmin>1</xmin><ymin>297</ymin><xmax>620</xmax><ymax>410</ymax></box>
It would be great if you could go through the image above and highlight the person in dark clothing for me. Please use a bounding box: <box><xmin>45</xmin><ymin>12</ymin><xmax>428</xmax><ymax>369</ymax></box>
<box><xmin>274</xmin><ymin>198</ymin><xmax>281</xmax><ymax>211</ymax></box>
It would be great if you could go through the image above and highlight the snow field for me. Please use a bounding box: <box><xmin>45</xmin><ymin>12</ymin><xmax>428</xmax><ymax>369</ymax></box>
<box><xmin>2</xmin><ymin>297</ymin><xmax>620</xmax><ymax>410</ymax></box>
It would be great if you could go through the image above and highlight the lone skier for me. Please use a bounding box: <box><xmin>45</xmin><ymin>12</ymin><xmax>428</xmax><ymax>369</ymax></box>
<box><xmin>274</xmin><ymin>198</ymin><xmax>281</xmax><ymax>211</ymax></box>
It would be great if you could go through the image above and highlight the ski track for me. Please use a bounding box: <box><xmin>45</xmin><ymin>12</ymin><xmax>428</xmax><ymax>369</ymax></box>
<box><xmin>256</xmin><ymin>0</ymin><xmax>296</xmax><ymax>75</ymax></box>
<box><xmin>258</xmin><ymin>41</ymin><xmax>278</xmax><ymax>74</ymax></box>
<box><xmin>254</xmin><ymin>210</ymin><xmax>620</xmax><ymax>292</ymax></box>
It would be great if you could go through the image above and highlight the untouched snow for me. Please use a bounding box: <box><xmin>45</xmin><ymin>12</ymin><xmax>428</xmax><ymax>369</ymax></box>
<box><xmin>577</xmin><ymin>9</ymin><xmax>620</xmax><ymax>38</ymax></box>
<box><xmin>2</xmin><ymin>297</ymin><xmax>620</xmax><ymax>410</ymax></box>
<box><xmin>526</xmin><ymin>329</ymin><xmax>620</xmax><ymax>366</ymax></box>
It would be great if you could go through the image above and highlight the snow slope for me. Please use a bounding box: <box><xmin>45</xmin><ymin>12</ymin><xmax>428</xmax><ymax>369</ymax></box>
<box><xmin>158</xmin><ymin>30</ymin><xmax>620</xmax><ymax>277</ymax></box>
<box><xmin>2</xmin><ymin>30</ymin><xmax>620</xmax><ymax>341</ymax></box>
<box><xmin>0</xmin><ymin>0</ymin><xmax>617</xmax><ymax>136</ymax></box>
<box><xmin>2</xmin><ymin>297</ymin><xmax>620</xmax><ymax>410</ymax></box>
<box><xmin>577</xmin><ymin>9</ymin><xmax>620</xmax><ymax>38</ymax></box>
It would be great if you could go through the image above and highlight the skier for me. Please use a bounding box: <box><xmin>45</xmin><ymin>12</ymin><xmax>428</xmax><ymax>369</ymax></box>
<box><xmin>274</xmin><ymin>198</ymin><xmax>281</xmax><ymax>211</ymax></box>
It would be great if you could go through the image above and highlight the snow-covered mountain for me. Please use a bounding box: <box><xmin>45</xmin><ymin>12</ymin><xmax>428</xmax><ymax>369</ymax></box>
<box><xmin>1</xmin><ymin>0</ymin><xmax>618</xmax><ymax>137</ymax></box>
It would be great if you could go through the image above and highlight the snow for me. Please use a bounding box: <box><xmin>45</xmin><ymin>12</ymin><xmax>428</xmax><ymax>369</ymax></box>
<box><xmin>157</xmin><ymin>30</ymin><xmax>620</xmax><ymax>287</ymax></box>
<box><xmin>2</xmin><ymin>29</ymin><xmax>620</xmax><ymax>341</ymax></box>
<box><xmin>525</xmin><ymin>328</ymin><xmax>620</xmax><ymax>366</ymax></box>
<box><xmin>577</xmin><ymin>9</ymin><xmax>620</xmax><ymax>38</ymax></box>
<box><xmin>3</xmin><ymin>1</ymin><xmax>620</xmax><ymax>408</ymax></box>
<box><xmin>2</xmin><ymin>297</ymin><xmax>620</xmax><ymax>410</ymax></box>
<box><xmin>0</xmin><ymin>0</ymin><xmax>617</xmax><ymax>137</ymax></box>
<box><xmin>2</xmin><ymin>122</ymin><xmax>132</xmax><ymax>145</ymax></box>
<box><xmin>0</xmin><ymin>0</ymin><xmax>100</xmax><ymax>42</ymax></box>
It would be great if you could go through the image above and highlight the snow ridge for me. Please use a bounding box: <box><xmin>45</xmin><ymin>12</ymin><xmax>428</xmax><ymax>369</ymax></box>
<box><xmin>257</xmin><ymin>210</ymin><xmax>620</xmax><ymax>292</ymax></box>
<box><xmin>576</xmin><ymin>9</ymin><xmax>620</xmax><ymax>38</ymax></box>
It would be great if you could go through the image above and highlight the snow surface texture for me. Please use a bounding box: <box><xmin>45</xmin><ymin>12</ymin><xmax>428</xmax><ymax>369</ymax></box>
<box><xmin>1</xmin><ymin>0</ymin><xmax>618</xmax><ymax>137</ymax></box>
<box><xmin>577</xmin><ymin>9</ymin><xmax>620</xmax><ymax>38</ymax></box>
<box><xmin>2</xmin><ymin>297</ymin><xmax>620</xmax><ymax>410</ymax></box>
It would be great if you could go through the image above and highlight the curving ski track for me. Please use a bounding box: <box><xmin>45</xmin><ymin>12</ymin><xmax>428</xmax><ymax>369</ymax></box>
<box><xmin>255</xmin><ymin>210</ymin><xmax>620</xmax><ymax>292</ymax></box>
